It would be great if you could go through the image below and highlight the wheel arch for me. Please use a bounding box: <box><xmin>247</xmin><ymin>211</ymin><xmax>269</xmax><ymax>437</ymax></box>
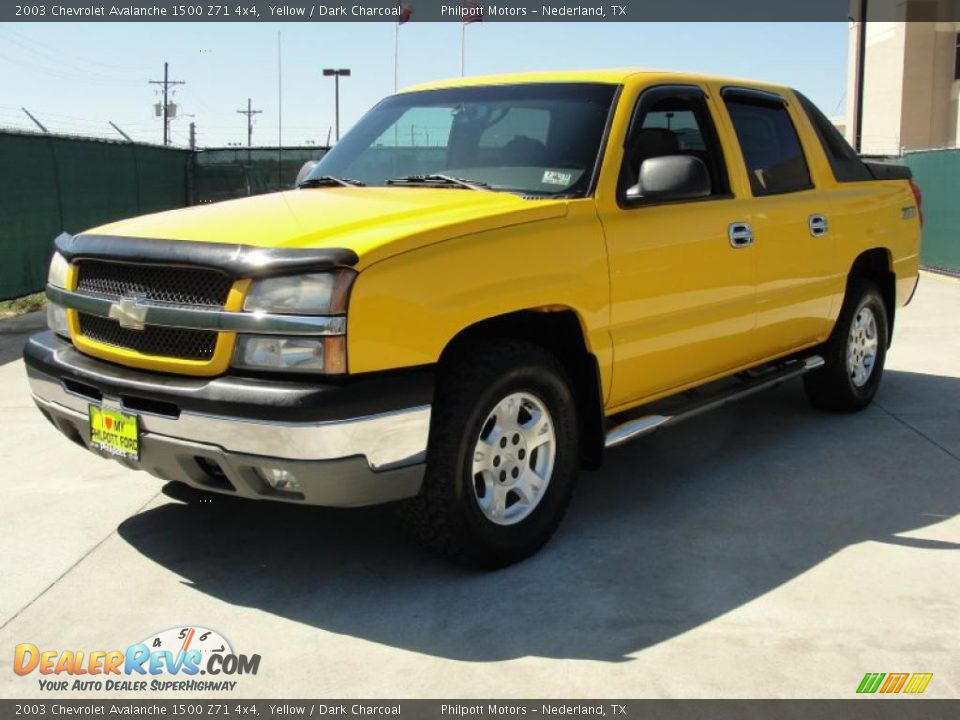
<box><xmin>438</xmin><ymin>308</ymin><xmax>605</xmax><ymax>470</ymax></box>
<box><xmin>848</xmin><ymin>248</ymin><xmax>896</xmax><ymax>346</ymax></box>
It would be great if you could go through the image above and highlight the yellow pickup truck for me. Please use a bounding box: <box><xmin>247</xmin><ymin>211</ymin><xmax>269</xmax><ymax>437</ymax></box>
<box><xmin>25</xmin><ymin>69</ymin><xmax>922</xmax><ymax>568</ymax></box>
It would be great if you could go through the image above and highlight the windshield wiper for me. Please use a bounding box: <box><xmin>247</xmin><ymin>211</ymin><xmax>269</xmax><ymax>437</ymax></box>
<box><xmin>298</xmin><ymin>175</ymin><xmax>366</xmax><ymax>188</ymax></box>
<box><xmin>385</xmin><ymin>174</ymin><xmax>491</xmax><ymax>191</ymax></box>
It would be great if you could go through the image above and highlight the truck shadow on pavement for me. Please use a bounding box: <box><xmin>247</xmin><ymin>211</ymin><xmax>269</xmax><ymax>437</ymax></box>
<box><xmin>116</xmin><ymin>370</ymin><xmax>960</xmax><ymax>662</ymax></box>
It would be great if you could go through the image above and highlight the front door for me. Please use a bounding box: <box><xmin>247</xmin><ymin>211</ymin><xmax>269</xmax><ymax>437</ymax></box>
<box><xmin>597</xmin><ymin>84</ymin><xmax>758</xmax><ymax>411</ymax></box>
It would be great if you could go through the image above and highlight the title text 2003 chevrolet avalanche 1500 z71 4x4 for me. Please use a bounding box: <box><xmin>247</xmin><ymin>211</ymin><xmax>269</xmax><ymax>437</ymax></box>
<box><xmin>25</xmin><ymin>70</ymin><xmax>921</xmax><ymax>568</ymax></box>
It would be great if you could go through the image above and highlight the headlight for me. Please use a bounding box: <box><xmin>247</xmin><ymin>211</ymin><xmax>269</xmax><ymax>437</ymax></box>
<box><xmin>233</xmin><ymin>335</ymin><xmax>347</xmax><ymax>375</ymax></box>
<box><xmin>237</xmin><ymin>271</ymin><xmax>354</xmax><ymax>374</ymax></box>
<box><xmin>47</xmin><ymin>302</ymin><xmax>71</xmax><ymax>339</ymax></box>
<box><xmin>47</xmin><ymin>252</ymin><xmax>70</xmax><ymax>290</ymax></box>
<box><xmin>243</xmin><ymin>271</ymin><xmax>355</xmax><ymax>315</ymax></box>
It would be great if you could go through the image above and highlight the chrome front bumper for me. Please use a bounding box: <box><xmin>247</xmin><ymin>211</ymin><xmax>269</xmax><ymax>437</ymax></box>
<box><xmin>24</xmin><ymin>332</ymin><xmax>432</xmax><ymax>507</ymax></box>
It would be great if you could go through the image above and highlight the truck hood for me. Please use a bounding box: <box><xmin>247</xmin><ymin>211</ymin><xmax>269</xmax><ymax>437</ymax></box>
<box><xmin>86</xmin><ymin>187</ymin><xmax>568</xmax><ymax>269</ymax></box>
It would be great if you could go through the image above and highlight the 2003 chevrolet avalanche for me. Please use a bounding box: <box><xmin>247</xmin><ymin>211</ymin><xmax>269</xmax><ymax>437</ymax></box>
<box><xmin>25</xmin><ymin>70</ymin><xmax>922</xmax><ymax>568</ymax></box>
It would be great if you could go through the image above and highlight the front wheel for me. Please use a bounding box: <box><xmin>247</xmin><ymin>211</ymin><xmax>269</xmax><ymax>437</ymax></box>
<box><xmin>804</xmin><ymin>277</ymin><xmax>889</xmax><ymax>412</ymax></box>
<box><xmin>401</xmin><ymin>341</ymin><xmax>579</xmax><ymax>569</ymax></box>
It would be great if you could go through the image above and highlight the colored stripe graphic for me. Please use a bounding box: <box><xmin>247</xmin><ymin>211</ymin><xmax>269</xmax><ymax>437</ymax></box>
<box><xmin>857</xmin><ymin>673</ymin><xmax>885</xmax><ymax>694</ymax></box>
<box><xmin>904</xmin><ymin>673</ymin><xmax>933</xmax><ymax>694</ymax></box>
<box><xmin>857</xmin><ymin>672</ymin><xmax>933</xmax><ymax>694</ymax></box>
<box><xmin>879</xmin><ymin>673</ymin><xmax>909</xmax><ymax>693</ymax></box>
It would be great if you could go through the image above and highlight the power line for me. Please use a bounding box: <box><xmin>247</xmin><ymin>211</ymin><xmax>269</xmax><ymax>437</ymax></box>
<box><xmin>148</xmin><ymin>62</ymin><xmax>185</xmax><ymax>146</ymax></box>
<box><xmin>0</xmin><ymin>28</ymin><xmax>149</xmax><ymax>75</ymax></box>
<box><xmin>0</xmin><ymin>106</ymin><xmax>153</xmax><ymax>130</ymax></box>
<box><xmin>0</xmin><ymin>51</ymin><xmax>143</xmax><ymax>87</ymax></box>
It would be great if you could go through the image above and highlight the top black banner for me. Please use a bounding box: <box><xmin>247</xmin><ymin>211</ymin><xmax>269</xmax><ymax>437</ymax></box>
<box><xmin>5</xmin><ymin>0</ymin><xmax>960</xmax><ymax>22</ymax></box>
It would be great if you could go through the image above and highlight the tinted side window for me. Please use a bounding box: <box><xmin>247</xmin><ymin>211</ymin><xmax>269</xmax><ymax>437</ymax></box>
<box><xmin>621</xmin><ymin>90</ymin><xmax>729</xmax><ymax>201</ymax></box>
<box><xmin>724</xmin><ymin>96</ymin><xmax>813</xmax><ymax>196</ymax></box>
<box><xmin>641</xmin><ymin>109</ymin><xmax>706</xmax><ymax>151</ymax></box>
<box><xmin>795</xmin><ymin>91</ymin><xmax>872</xmax><ymax>182</ymax></box>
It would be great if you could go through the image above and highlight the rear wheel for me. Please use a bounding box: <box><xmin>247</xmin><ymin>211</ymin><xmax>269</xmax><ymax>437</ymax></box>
<box><xmin>804</xmin><ymin>277</ymin><xmax>889</xmax><ymax>412</ymax></box>
<box><xmin>401</xmin><ymin>341</ymin><xmax>579</xmax><ymax>569</ymax></box>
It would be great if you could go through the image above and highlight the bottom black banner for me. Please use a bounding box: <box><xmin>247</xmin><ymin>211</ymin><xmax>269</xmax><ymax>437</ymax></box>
<box><xmin>2</xmin><ymin>700</ymin><xmax>960</xmax><ymax>720</ymax></box>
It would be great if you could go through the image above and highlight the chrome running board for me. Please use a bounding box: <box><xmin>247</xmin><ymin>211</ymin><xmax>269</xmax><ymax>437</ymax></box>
<box><xmin>604</xmin><ymin>355</ymin><xmax>825</xmax><ymax>449</ymax></box>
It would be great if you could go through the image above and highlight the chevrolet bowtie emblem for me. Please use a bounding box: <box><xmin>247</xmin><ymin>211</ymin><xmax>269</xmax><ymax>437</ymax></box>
<box><xmin>108</xmin><ymin>297</ymin><xmax>149</xmax><ymax>331</ymax></box>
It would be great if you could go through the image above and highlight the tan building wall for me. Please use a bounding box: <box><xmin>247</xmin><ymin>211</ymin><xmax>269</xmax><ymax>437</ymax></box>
<box><xmin>847</xmin><ymin>13</ymin><xmax>960</xmax><ymax>155</ymax></box>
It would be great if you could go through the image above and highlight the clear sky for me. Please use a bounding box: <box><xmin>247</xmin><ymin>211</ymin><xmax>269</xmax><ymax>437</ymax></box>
<box><xmin>0</xmin><ymin>22</ymin><xmax>849</xmax><ymax>147</ymax></box>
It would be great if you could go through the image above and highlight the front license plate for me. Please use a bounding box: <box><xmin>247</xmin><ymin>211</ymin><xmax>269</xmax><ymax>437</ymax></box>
<box><xmin>88</xmin><ymin>406</ymin><xmax>140</xmax><ymax>461</ymax></box>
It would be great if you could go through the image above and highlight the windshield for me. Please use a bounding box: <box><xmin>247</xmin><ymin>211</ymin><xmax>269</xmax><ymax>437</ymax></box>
<box><xmin>306</xmin><ymin>83</ymin><xmax>618</xmax><ymax>196</ymax></box>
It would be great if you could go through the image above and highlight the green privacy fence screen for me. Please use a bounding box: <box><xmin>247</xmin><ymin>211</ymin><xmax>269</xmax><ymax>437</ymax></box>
<box><xmin>0</xmin><ymin>131</ymin><xmax>327</xmax><ymax>301</ymax></box>
<box><xmin>901</xmin><ymin>149</ymin><xmax>960</xmax><ymax>273</ymax></box>
<box><xmin>0</xmin><ymin>130</ymin><xmax>189</xmax><ymax>300</ymax></box>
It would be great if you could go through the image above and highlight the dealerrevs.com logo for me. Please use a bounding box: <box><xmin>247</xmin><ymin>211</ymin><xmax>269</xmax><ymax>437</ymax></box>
<box><xmin>13</xmin><ymin>626</ymin><xmax>261</xmax><ymax>692</ymax></box>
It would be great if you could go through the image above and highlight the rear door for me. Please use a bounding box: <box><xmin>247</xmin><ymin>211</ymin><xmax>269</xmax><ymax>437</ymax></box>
<box><xmin>715</xmin><ymin>87</ymin><xmax>835</xmax><ymax>355</ymax></box>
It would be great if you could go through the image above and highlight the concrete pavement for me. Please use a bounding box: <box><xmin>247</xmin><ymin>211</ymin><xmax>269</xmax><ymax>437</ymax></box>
<box><xmin>1</xmin><ymin>274</ymin><xmax>958</xmax><ymax>699</ymax></box>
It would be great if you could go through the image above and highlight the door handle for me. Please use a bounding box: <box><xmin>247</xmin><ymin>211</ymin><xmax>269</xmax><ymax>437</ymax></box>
<box><xmin>809</xmin><ymin>214</ymin><xmax>828</xmax><ymax>237</ymax></box>
<box><xmin>728</xmin><ymin>222</ymin><xmax>754</xmax><ymax>248</ymax></box>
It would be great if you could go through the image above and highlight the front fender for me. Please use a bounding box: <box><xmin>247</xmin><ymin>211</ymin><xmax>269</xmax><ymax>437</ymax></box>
<box><xmin>346</xmin><ymin>200</ymin><xmax>612</xmax><ymax>396</ymax></box>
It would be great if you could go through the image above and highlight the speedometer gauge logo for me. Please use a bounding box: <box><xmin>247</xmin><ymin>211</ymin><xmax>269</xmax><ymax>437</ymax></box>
<box><xmin>141</xmin><ymin>626</ymin><xmax>234</xmax><ymax>664</ymax></box>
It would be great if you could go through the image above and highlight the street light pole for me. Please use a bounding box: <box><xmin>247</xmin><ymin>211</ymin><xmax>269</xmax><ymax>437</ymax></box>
<box><xmin>323</xmin><ymin>68</ymin><xmax>351</xmax><ymax>142</ymax></box>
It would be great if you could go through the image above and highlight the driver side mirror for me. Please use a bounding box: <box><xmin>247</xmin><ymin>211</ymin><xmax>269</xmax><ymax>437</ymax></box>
<box><xmin>295</xmin><ymin>161</ymin><xmax>319</xmax><ymax>187</ymax></box>
<box><xmin>626</xmin><ymin>155</ymin><xmax>711</xmax><ymax>202</ymax></box>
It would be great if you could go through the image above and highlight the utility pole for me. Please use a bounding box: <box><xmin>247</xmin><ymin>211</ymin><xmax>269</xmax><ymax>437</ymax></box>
<box><xmin>237</xmin><ymin>98</ymin><xmax>262</xmax><ymax>148</ymax></box>
<box><xmin>189</xmin><ymin>121</ymin><xmax>196</xmax><ymax>150</ymax></box>
<box><xmin>21</xmin><ymin>107</ymin><xmax>49</xmax><ymax>133</ymax></box>
<box><xmin>109</xmin><ymin>121</ymin><xmax>134</xmax><ymax>142</ymax></box>
<box><xmin>149</xmin><ymin>62</ymin><xmax>185</xmax><ymax>146</ymax></box>
<box><xmin>852</xmin><ymin>0</ymin><xmax>868</xmax><ymax>153</ymax></box>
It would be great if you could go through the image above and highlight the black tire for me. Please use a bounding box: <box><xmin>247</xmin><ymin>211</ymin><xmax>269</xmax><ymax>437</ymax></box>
<box><xmin>804</xmin><ymin>277</ymin><xmax>889</xmax><ymax>412</ymax></box>
<box><xmin>401</xmin><ymin>340</ymin><xmax>579</xmax><ymax>569</ymax></box>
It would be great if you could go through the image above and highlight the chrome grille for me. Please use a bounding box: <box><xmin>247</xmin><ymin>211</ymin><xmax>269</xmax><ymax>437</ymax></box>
<box><xmin>76</xmin><ymin>260</ymin><xmax>232</xmax><ymax>309</ymax></box>
<box><xmin>78</xmin><ymin>314</ymin><xmax>218</xmax><ymax>361</ymax></box>
<box><xmin>74</xmin><ymin>260</ymin><xmax>230</xmax><ymax>363</ymax></box>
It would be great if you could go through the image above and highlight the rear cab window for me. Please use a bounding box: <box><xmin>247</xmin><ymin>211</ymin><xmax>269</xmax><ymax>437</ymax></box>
<box><xmin>722</xmin><ymin>88</ymin><xmax>813</xmax><ymax>197</ymax></box>
<box><xmin>794</xmin><ymin>91</ymin><xmax>872</xmax><ymax>183</ymax></box>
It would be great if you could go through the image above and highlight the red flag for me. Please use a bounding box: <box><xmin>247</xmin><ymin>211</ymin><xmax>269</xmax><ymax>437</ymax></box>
<box><xmin>398</xmin><ymin>3</ymin><xmax>412</xmax><ymax>24</ymax></box>
<box><xmin>463</xmin><ymin>0</ymin><xmax>483</xmax><ymax>24</ymax></box>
